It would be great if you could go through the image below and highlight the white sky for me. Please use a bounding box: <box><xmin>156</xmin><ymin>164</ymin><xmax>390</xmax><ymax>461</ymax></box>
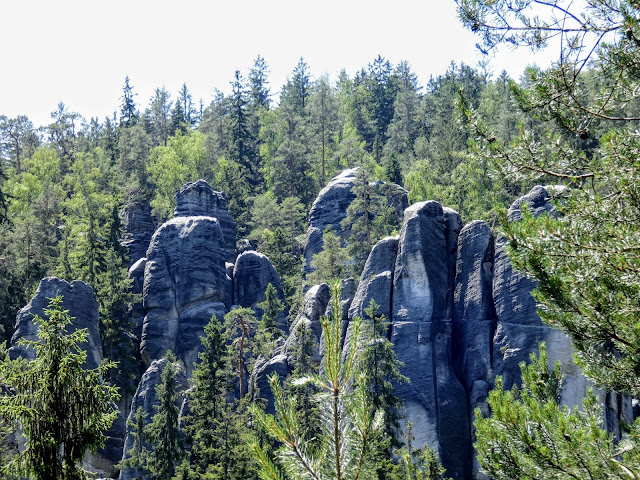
<box><xmin>1</xmin><ymin>0</ymin><xmax>556</xmax><ymax>128</ymax></box>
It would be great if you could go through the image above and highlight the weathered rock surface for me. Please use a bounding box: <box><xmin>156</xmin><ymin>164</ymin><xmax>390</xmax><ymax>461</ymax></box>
<box><xmin>233</xmin><ymin>250</ymin><xmax>288</xmax><ymax>333</ymax></box>
<box><xmin>303</xmin><ymin>168</ymin><xmax>358</xmax><ymax>273</ymax></box>
<box><xmin>303</xmin><ymin>169</ymin><xmax>409</xmax><ymax>276</ymax></box>
<box><xmin>285</xmin><ymin>283</ymin><xmax>331</xmax><ymax>364</ymax></box>
<box><xmin>174</xmin><ymin>179</ymin><xmax>237</xmax><ymax>263</ymax></box>
<box><xmin>119</xmin><ymin>359</ymin><xmax>188</xmax><ymax>480</ymax></box>
<box><xmin>348</xmin><ymin>236</ymin><xmax>398</xmax><ymax>321</ymax></box>
<box><xmin>141</xmin><ymin>215</ymin><xmax>229</xmax><ymax>374</ymax></box>
<box><xmin>492</xmin><ymin>186</ymin><xmax>632</xmax><ymax>436</ymax></box>
<box><xmin>250</xmin><ymin>353</ymin><xmax>289</xmax><ymax>415</ymax></box>
<box><xmin>121</xmin><ymin>202</ymin><xmax>156</xmax><ymax>268</ymax></box>
<box><xmin>10</xmin><ymin>277</ymin><xmax>103</xmax><ymax>370</ymax></box>
<box><xmin>453</xmin><ymin>221</ymin><xmax>495</xmax><ymax>391</ymax></box>
<box><xmin>391</xmin><ymin>201</ymin><xmax>470</xmax><ymax>480</ymax></box>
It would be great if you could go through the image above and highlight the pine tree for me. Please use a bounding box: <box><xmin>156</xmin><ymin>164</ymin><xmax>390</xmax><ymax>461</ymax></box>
<box><xmin>474</xmin><ymin>344</ymin><xmax>640</xmax><ymax>479</ymax></box>
<box><xmin>457</xmin><ymin>0</ymin><xmax>640</xmax><ymax>397</ymax></box>
<box><xmin>0</xmin><ymin>296</ymin><xmax>119</xmax><ymax>480</ymax></box>
<box><xmin>224</xmin><ymin>307</ymin><xmax>257</xmax><ymax>399</ymax></box>
<box><xmin>251</xmin><ymin>283</ymin><xmax>384</xmax><ymax>480</ymax></box>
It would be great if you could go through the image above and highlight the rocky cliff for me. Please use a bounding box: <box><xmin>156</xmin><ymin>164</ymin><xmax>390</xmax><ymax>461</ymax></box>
<box><xmin>10</xmin><ymin>174</ymin><xmax>632</xmax><ymax>480</ymax></box>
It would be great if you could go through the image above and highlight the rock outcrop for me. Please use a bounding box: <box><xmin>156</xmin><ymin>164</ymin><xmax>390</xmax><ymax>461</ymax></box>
<box><xmin>303</xmin><ymin>169</ymin><xmax>408</xmax><ymax>275</ymax></box>
<box><xmin>10</xmin><ymin>277</ymin><xmax>103</xmax><ymax>369</ymax></box>
<box><xmin>13</xmin><ymin>176</ymin><xmax>632</xmax><ymax>480</ymax></box>
<box><xmin>174</xmin><ymin>180</ymin><xmax>237</xmax><ymax>263</ymax></box>
<box><xmin>141</xmin><ymin>180</ymin><xmax>235</xmax><ymax>375</ymax></box>
<box><xmin>303</xmin><ymin>168</ymin><xmax>358</xmax><ymax>273</ymax></box>
<box><xmin>285</xmin><ymin>283</ymin><xmax>331</xmax><ymax>364</ymax></box>
<box><xmin>119</xmin><ymin>358</ymin><xmax>188</xmax><ymax>480</ymax></box>
<box><xmin>141</xmin><ymin>215</ymin><xmax>230</xmax><ymax>373</ymax></box>
<box><xmin>233</xmin><ymin>250</ymin><xmax>288</xmax><ymax>333</ymax></box>
<box><xmin>121</xmin><ymin>202</ymin><xmax>156</xmax><ymax>268</ymax></box>
<box><xmin>390</xmin><ymin>201</ymin><xmax>470</xmax><ymax>480</ymax></box>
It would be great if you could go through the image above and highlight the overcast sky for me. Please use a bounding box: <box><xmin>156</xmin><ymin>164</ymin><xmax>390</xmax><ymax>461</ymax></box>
<box><xmin>1</xmin><ymin>0</ymin><xmax>555</xmax><ymax>128</ymax></box>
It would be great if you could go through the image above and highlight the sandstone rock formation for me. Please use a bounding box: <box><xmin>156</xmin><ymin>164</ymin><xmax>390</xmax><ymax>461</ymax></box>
<box><xmin>302</xmin><ymin>168</ymin><xmax>408</xmax><ymax>275</ymax></box>
<box><xmin>303</xmin><ymin>168</ymin><xmax>358</xmax><ymax>274</ymax></box>
<box><xmin>119</xmin><ymin>358</ymin><xmax>188</xmax><ymax>480</ymax></box>
<box><xmin>390</xmin><ymin>201</ymin><xmax>470</xmax><ymax>480</ymax></box>
<box><xmin>140</xmin><ymin>180</ymin><xmax>235</xmax><ymax>375</ymax></box>
<box><xmin>10</xmin><ymin>277</ymin><xmax>103</xmax><ymax>370</ymax></box>
<box><xmin>121</xmin><ymin>202</ymin><xmax>156</xmax><ymax>268</ymax></box>
<box><xmin>174</xmin><ymin>180</ymin><xmax>237</xmax><ymax>263</ymax></box>
<box><xmin>233</xmin><ymin>250</ymin><xmax>288</xmax><ymax>333</ymax></box>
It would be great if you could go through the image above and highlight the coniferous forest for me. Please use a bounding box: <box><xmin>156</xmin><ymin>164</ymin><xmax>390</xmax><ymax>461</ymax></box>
<box><xmin>3</xmin><ymin>1</ymin><xmax>640</xmax><ymax>479</ymax></box>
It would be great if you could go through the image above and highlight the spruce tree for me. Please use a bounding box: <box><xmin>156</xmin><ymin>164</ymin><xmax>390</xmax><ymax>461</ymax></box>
<box><xmin>307</xmin><ymin>227</ymin><xmax>350</xmax><ymax>285</ymax></box>
<box><xmin>146</xmin><ymin>353</ymin><xmax>184</xmax><ymax>480</ymax></box>
<box><xmin>184</xmin><ymin>316</ymin><xmax>228</xmax><ymax>474</ymax></box>
<box><xmin>120</xmin><ymin>76</ymin><xmax>139</xmax><ymax>128</ymax></box>
<box><xmin>0</xmin><ymin>296</ymin><xmax>119</xmax><ymax>480</ymax></box>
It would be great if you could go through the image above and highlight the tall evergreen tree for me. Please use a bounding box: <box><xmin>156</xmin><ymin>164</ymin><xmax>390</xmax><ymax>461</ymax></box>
<box><xmin>148</xmin><ymin>87</ymin><xmax>173</xmax><ymax>147</ymax></box>
<box><xmin>0</xmin><ymin>296</ymin><xmax>119</xmax><ymax>480</ymax></box>
<box><xmin>120</xmin><ymin>76</ymin><xmax>139</xmax><ymax>128</ymax></box>
<box><xmin>248</xmin><ymin>55</ymin><xmax>271</xmax><ymax>111</ymax></box>
<box><xmin>146</xmin><ymin>353</ymin><xmax>184</xmax><ymax>480</ymax></box>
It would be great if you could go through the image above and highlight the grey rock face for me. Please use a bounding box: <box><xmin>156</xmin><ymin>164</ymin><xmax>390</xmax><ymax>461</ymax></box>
<box><xmin>344</xmin><ymin>236</ymin><xmax>399</xmax><ymax>360</ymax></box>
<box><xmin>10</xmin><ymin>277</ymin><xmax>103</xmax><ymax>370</ymax></box>
<box><xmin>119</xmin><ymin>359</ymin><xmax>188</xmax><ymax>480</ymax></box>
<box><xmin>391</xmin><ymin>201</ymin><xmax>469</xmax><ymax>480</ymax></box>
<box><xmin>492</xmin><ymin>186</ymin><xmax>631</xmax><ymax>432</ymax></box>
<box><xmin>141</xmin><ymin>216</ymin><xmax>229</xmax><ymax>374</ymax></box>
<box><xmin>250</xmin><ymin>353</ymin><xmax>289</xmax><ymax>415</ymax></box>
<box><xmin>233</xmin><ymin>250</ymin><xmax>288</xmax><ymax>333</ymax></box>
<box><xmin>348</xmin><ymin>236</ymin><xmax>398</xmax><ymax>321</ymax></box>
<box><xmin>285</xmin><ymin>283</ymin><xmax>331</xmax><ymax>364</ymax></box>
<box><xmin>453</xmin><ymin>221</ymin><xmax>495</xmax><ymax>390</ymax></box>
<box><xmin>174</xmin><ymin>180</ymin><xmax>237</xmax><ymax>263</ymax></box>
<box><xmin>121</xmin><ymin>202</ymin><xmax>156</xmax><ymax>268</ymax></box>
<box><xmin>303</xmin><ymin>168</ymin><xmax>358</xmax><ymax>274</ymax></box>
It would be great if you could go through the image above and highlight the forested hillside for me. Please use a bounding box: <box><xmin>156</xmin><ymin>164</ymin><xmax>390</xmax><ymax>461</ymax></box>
<box><xmin>1</xmin><ymin>29</ymin><xmax>638</xmax><ymax>478</ymax></box>
<box><xmin>0</xmin><ymin>55</ymin><xmax>599</xmax><ymax>342</ymax></box>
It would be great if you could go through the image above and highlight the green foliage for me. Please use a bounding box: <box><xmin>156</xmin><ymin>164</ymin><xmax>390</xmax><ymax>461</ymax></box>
<box><xmin>341</xmin><ymin>167</ymin><xmax>400</xmax><ymax>276</ymax></box>
<box><xmin>358</xmin><ymin>300</ymin><xmax>407</xmax><ymax>444</ymax></box>
<box><xmin>458</xmin><ymin>0</ymin><xmax>640</xmax><ymax>397</ymax></box>
<box><xmin>475</xmin><ymin>344</ymin><xmax>640</xmax><ymax>479</ymax></box>
<box><xmin>120</xmin><ymin>76</ymin><xmax>139</xmax><ymax>128</ymax></box>
<box><xmin>0</xmin><ymin>295</ymin><xmax>119</xmax><ymax>480</ymax></box>
<box><xmin>146</xmin><ymin>353</ymin><xmax>185</xmax><ymax>480</ymax></box>
<box><xmin>224</xmin><ymin>307</ymin><xmax>257</xmax><ymax>399</ymax></box>
<box><xmin>251</xmin><ymin>283</ymin><xmax>384</xmax><ymax>480</ymax></box>
<box><xmin>148</xmin><ymin>131</ymin><xmax>208</xmax><ymax>220</ymax></box>
<box><xmin>255</xmin><ymin>283</ymin><xmax>286</xmax><ymax>358</ymax></box>
<box><xmin>307</xmin><ymin>227</ymin><xmax>350</xmax><ymax>285</ymax></box>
